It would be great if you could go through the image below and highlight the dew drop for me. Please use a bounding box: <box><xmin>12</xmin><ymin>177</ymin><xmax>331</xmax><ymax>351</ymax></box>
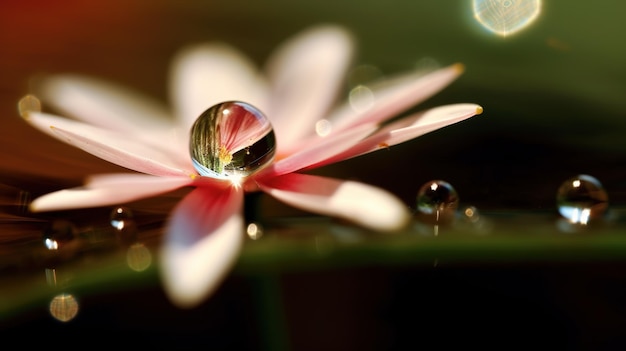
<box><xmin>43</xmin><ymin>220</ymin><xmax>77</xmax><ymax>250</ymax></box>
<box><xmin>556</xmin><ymin>174</ymin><xmax>609</xmax><ymax>225</ymax></box>
<box><xmin>190</xmin><ymin>101</ymin><xmax>276</xmax><ymax>180</ymax></box>
<box><xmin>17</xmin><ymin>94</ymin><xmax>41</xmax><ymax>118</ymax></box>
<box><xmin>473</xmin><ymin>0</ymin><xmax>541</xmax><ymax>36</ymax></box>
<box><xmin>110</xmin><ymin>206</ymin><xmax>138</xmax><ymax>245</ymax></box>
<box><xmin>416</xmin><ymin>180</ymin><xmax>459</xmax><ymax>224</ymax></box>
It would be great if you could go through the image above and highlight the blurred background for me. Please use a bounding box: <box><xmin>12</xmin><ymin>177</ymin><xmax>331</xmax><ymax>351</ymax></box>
<box><xmin>1</xmin><ymin>0</ymin><xmax>626</xmax><ymax>349</ymax></box>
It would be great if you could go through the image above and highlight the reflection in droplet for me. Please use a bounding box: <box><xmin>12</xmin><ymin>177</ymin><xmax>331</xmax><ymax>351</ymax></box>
<box><xmin>17</xmin><ymin>94</ymin><xmax>41</xmax><ymax>118</ymax></box>
<box><xmin>49</xmin><ymin>293</ymin><xmax>79</xmax><ymax>322</ymax></box>
<box><xmin>246</xmin><ymin>222</ymin><xmax>264</xmax><ymax>240</ymax></box>
<box><xmin>126</xmin><ymin>243</ymin><xmax>152</xmax><ymax>272</ymax></box>
<box><xmin>473</xmin><ymin>0</ymin><xmax>541</xmax><ymax>36</ymax></box>
<box><xmin>110</xmin><ymin>206</ymin><xmax>138</xmax><ymax>245</ymax></box>
<box><xmin>190</xmin><ymin>101</ymin><xmax>276</xmax><ymax>181</ymax></box>
<box><xmin>557</xmin><ymin>174</ymin><xmax>609</xmax><ymax>225</ymax></box>
<box><xmin>43</xmin><ymin>220</ymin><xmax>77</xmax><ymax>250</ymax></box>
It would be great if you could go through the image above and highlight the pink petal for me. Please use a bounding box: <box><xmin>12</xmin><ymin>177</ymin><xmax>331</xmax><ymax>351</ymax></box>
<box><xmin>169</xmin><ymin>43</ymin><xmax>269</xmax><ymax>136</ymax></box>
<box><xmin>258</xmin><ymin>173</ymin><xmax>410</xmax><ymax>232</ymax></box>
<box><xmin>306</xmin><ymin>103</ymin><xmax>483</xmax><ymax>169</ymax></box>
<box><xmin>160</xmin><ymin>185</ymin><xmax>244</xmax><ymax>308</ymax></box>
<box><xmin>30</xmin><ymin>174</ymin><xmax>192</xmax><ymax>212</ymax></box>
<box><xmin>24</xmin><ymin>112</ymin><xmax>193</xmax><ymax>176</ymax></box>
<box><xmin>36</xmin><ymin>74</ymin><xmax>174</xmax><ymax>134</ymax></box>
<box><xmin>327</xmin><ymin>63</ymin><xmax>465</xmax><ymax>132</ymax></box>
<box><xmin>260</xmin><ymin>122</ymin><xmax>377</xmax><ymax>177</ymax></box>
<box><xmin>265</xmin><ymin>25</ymin><xmax>354</xmax><ymax>153</ymax></box>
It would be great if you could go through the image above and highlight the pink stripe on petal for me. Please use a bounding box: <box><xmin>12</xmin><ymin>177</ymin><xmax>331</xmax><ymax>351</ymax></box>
<box><xmin>160</xmin><ymin>185</ymin><xmax>244</xmax><ymax>308</ymax></box>
<box><xmin>258</xmin><ymin>173</ymin><xmax>410</xmax><ymax>232</ymax></box>
<box><xmin>327</xmin><ymin>63</ymin><xmax>465</xmax><ymax>132</ymax></box>
<box><xmin>261</xmin><ymin>123</ymin><xmax>376</xmax><ymax>177</ymax></box>
<box><xmin>48</xmin><ymin>123</ymin><xmax>192</xmax><ymax>176</ymax></box>
<box><xmin>265</xmin><ymin>25</ymin><xmax>354</xmax><ymax>153</ymax></box>
<box><xmin>30</xmin><ymin>174</ymin><xmax>192</xmax><ymax>212</ymax></box>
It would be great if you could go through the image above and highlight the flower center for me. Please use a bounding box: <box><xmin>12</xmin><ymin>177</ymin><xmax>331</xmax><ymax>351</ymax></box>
<box><xmin>189</xmin><ymin>101</ymin><xmax>276</xmax><ymax>180</ymax></box>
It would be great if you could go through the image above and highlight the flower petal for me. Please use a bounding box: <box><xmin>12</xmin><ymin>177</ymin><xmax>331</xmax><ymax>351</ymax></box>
<box><xmin>265</xmin><ymin>25</ymin><xmax>353</xmax><ymax>153</ymax></box>
<box><xmin>258</xmin><ymin>173</ymin><xmax>410</xmax><ymax>232</ymax></box>
<box><xmin>306</xmin><ymin>103</ymin><xmax>483</xmax><ymax>169</ymax></box>
<box><xmin>261</xmin><ymin>122</ymin><xmax>377</xmax><ymax>177</ymax></box>
<box><xmin>327</xmin><ymin>63</ymin><xmax>465</xmax><ymax>132</ymax></box>
<box><xmin>169</xmin><ymin>43</ymin><xmax>269</xmax><ymax>135</ymax></box>
<box><xmin>160</xmin><ymin>185</ymin><xmax>244</xmax><ymax>309</ymax></box>
<box><xmin>24</xmin><ymin>111</ymin><xmax>193</xmax><ymax>176</ymax></box>
<box><xmin>35</xmin><ymin>74</ymin><xmax>174</xmax><ymax>134</ymax></box>
<box><xmin>30</xmin><ymin>174</ymin><xmax>192</xmax><ymax>212</ymax></box>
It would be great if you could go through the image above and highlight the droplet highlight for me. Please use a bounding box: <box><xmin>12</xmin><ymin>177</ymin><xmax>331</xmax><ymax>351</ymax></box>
<box><xmin>416</xmin><ymin>180</ymin><xmax>459</xmax><ymax>225</ymax></box>
<box><xmin>43</xmin><ymin>220</ymin><xmax>77</xmax><ymax>250</ymax></box>
<box><xmin>473</xmin><ymin>0</ymin><xmax>541</xmax><ymax>36</ymax></box>
<box><xmin>556</xmin><ymin>174</ymin><xmax>609</xmax><ymax>225</ymax></box>
<box><xmin>110</xmin><ymin>206</ymin><xmax>137</xmax><ymax>245</ymax></box>
<box><xmin>190</xmin><ymin>101</ymin><xmax>276</xmax><ymax>180</ymax></box>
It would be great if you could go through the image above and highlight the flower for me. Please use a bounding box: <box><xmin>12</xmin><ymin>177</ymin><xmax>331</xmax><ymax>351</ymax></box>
<box><xmin>20</xmin><ymin>25</ymin><xmax>483</xmax><ymax>308</ymax></box>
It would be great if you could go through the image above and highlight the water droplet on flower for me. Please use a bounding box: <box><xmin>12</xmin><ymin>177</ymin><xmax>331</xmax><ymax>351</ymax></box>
<box><xmin>110</xmin><ymin>206</ymin><xmax>137</xmax><ymax>245</ymax></box>
<box><xmin>190</xmin><ymin>101</ymin><xmax>276</xmax><ymax>180</ymax></box>
<box><xmin>416</xmin><ymin>180</ymin><xmax>459</xmax><ymax>225</ymax></box>
<box><xmin>43</xmin><ymin>220</ymin><xmax>77</xmax><ymax>250</ymax></box>
<box><xmin>556</xmin><ymin>174</ymin><xmax>609</xmax><ymax>225</ymax></box>
<box><xmin>18</xmin><ymin>94</ymin><xmax>41</xmax><ymax>118</ymax></box>
<box><xmin>473</xmin><ymin>0</ymin><xmax>541</xmax><ymax>36</ymax></box>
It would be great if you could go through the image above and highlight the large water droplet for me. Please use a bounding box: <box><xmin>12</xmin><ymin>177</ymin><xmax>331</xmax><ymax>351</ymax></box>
<box><xmin>190</xmin><ymin>101</ymin><xmax>276</xmax><ymax>180</ymax></box>
<box><xmin>556</xmin><ymin>174</ymin><xmax>609</xmax><ymax>225</ymax></box>
<box><xmin>473</xmin><ymin>0</ymin><xmax>541</xmax><ymax>36</ymax></box>
<box><xmin>416</xmin><ymin>180</ymin><xmax>459</xmax><ymax>224</ymax></box>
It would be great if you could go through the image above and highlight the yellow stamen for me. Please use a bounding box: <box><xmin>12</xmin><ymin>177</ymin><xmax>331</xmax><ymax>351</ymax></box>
<box><xmin>219</xmin><ymin>145</ymin><xmax>232</xmax><ymax>166</ymax></box>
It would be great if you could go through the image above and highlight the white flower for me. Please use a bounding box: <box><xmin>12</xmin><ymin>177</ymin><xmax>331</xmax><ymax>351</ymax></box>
<box><xmin>21</xmin><ymin>25</ymin><xmax>482</xmax><ymax>308</ymax></box>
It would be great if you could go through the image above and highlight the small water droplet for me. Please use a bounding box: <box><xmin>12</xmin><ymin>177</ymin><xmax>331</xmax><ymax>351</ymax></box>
<box><xmin>17</xmin><ymin>94</ymin><xmax>41</xmax><ymax>118</ymax></box>
<box><xmin>43</xmin><ymin>220</ymin><xmax>77</xmax><ymax>250</ymax></box>
<box><xmin>190</xmin><ymin>101</ymin><xmax>276</xmax><ymax>180</ymax></box>
<box><xmin>246</xmin><ymin>222</ymin><xmax>264</xmax><ymax>240</ymax></box>
<box><xmin>416</xmin><ymin>180</ymin><xmax>459</xmax><ymax>225</ymax></box>
<box><xmin>473</xmin><ymin>0</ymin><xmax>542</xmax><ymax>36</ymax></box>
<box><xmin>556</xmin><ymin>174</ymin><xmax>609</xmax><ymax>225</ymax></box>
<box><xmin>110</xmin><ymin>206</ymin><xmax>137</xmax><ymax>245</ymax></box>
